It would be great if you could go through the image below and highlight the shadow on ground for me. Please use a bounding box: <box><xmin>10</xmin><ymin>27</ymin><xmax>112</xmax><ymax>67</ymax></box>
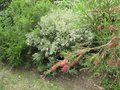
<box><xmin>0</xmin><ymin>64</ymin><xmax>104</xmax><ymax>90</ymax></box>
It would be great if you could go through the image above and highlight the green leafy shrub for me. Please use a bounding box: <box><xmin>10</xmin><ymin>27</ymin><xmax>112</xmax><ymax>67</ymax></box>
<box><xmin>74</xmin><ymin>0</ymin><xmax>120</xmax><ymax>89</ymax></box>
<box><xmin>0</xmin><ymin>0</ymin><xmax>11</xmax><ymax>11</ymax></box>
<box><xmin>53</xmin><ymin>0</ymin><xmax>80</xmax><ymax>9</ymax></box>
<box><xmin>1</xmin><ymin>0</ymin><xmax>53</xmax><ymax>32</ymax></box>
<box><xmin>0</xmin><ymin>28</ymin><xmax>26</xmax><ymax>66</ymax></box>
<box><xmin>0</xmin><ymin>0</ymin><xmax>53</xmax><ymax>67</ymax></box>
<box><xmin>93</xmin><ymin>1</ymin><xmax>120</xmax><ymax>66</ymax></box>
<box><xmin>26</xmin><ymin>9</ymin><xmax>94</xmax><ymax>71</ymax></box>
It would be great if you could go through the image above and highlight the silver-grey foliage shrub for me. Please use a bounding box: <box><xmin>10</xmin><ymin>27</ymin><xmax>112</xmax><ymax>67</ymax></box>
<box><xmin>26</xmin><ymin>9</ymin><xmax>94</xmax><ymax>69</ymax></box>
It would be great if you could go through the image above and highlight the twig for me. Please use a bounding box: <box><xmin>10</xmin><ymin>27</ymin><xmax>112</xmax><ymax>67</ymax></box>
<box><xmin>69</xmin><ymin>39</ymin><xmax>113</xmax><ymax>67</ymax></box>
<box><xmin>87</xmin><ymin>39</ymin><xmax>112</xmax><ymax>51</ymax></box>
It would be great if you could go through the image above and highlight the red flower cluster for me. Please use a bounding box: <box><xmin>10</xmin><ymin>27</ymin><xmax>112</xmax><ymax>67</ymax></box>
<box><xmin>56</xmin><ymin>59</ymin><xmax>68</xmax><ymax>67</ymax></box>
<box><xmin>50</xmin><ymin>59</ymin><xmax>68</xmax><ymax>72</ymax></box>
<box><xmin>61</xmin><ymin>65</ymin><xmax>68</xmax><ymax>72</ymax></box>
<box><xmin>107</xmin><ymin>59</ymin><xmax>113</xmax><ymax>65</ymax></box>
<box><xmin>50</xmin><ymin>65</ymin><xmax>57</xmax><ymax>71</ymax></box>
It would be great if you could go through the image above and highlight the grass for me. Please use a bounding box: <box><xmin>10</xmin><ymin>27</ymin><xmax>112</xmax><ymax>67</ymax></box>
<box><xmin>0</xmin><ymin>64</ymin><xmax>66</xmax><ymax>90</ymax></box>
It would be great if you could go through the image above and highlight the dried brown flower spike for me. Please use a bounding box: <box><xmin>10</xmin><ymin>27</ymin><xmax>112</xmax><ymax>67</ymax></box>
<box><xmin>109</xmin><ymin>25</ymin><xmax>117</xmax><ymax>32</ymax></box>
<box><xmin>117</xmin><ymin>59</ymin><xmax>120</xmax><ymax>66</ymax></box>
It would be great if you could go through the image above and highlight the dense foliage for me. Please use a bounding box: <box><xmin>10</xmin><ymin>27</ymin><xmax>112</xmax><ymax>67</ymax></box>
<box><xmin>26</xmin><ymin>9</ymin><xmax>94</xmax><ymax>71</ymax></box>
<box><xmin>0</xmin><ymin>0</ymin><xmax>11</xmax><ymax>11</ymax></box>
<box><xmin>73</xmin><ymin>0</ymin><xmax>120</xmax><ymax>89</ymax></box>
<box><xmin>0</xmin><ymin>0</ymin><xmax>53</xmax><ymax>67</ymax></box>
<box><xmin>0</xmin><ymin>0</ymin><xmax>120</xmax><ymax>89</ymax></box>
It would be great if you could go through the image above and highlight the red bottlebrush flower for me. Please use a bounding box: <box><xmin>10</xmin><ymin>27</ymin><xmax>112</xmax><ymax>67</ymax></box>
<box><xmin>93</xmin><ymin>60</ymin><xmax>100</xmax><ymax>65</ymax></box>
<box><xmin>70</xmin><ymin>60</ymin><xmax>78</xmax><ymax>67</ymax></box>
<box><xmin>109</xmin><ymin>25</ymin><xmax>117</xmax><ymax>32</ymax></box>
<box><xmin>56</xmin><ymin>59</ymin><xmax>68</xmax><ymax>67</ymax></box>
<box><xmin>50</xmin><ymin>65</ymin><xmax>57</xmax><ymax>71</ymax></box>
<box><xmin>56</xmin><ymin>61</ymin><xmax>61</xmax><ymax>66</ymax></box>
<box><xmin>117</xmin><ymin>59</ymin><xmax>120</xmax><ymax>66</ymax></box>
<box><xmin>61</xmin><ymin>65</ymin><xmax>68</xmax><ymax>72</ymax></box>
<box><xmin>63</xmin><ymin>59</ymin><xmax>68</xmax><ymax>64</ymax></box>
<box><xmin>107</xmin><ymin>60</ymin><xmax>113</xmax><ymax>65</ymax></box>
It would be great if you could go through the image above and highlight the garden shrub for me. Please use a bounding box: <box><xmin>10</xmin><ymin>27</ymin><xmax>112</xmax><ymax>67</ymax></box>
<box><xmin>74</xmin><ymin>0</ymin><xmax>120</xmax><ymax>89</ymax></box>
<box><xmin>0</xmin><ymin>28</ymin><xmax>26</xmax><ymax>66</ymax></box>
<box><xmin>0</xmin><ymin>0</ymin><xmax>11</xmax><ymax>11</ymax></box>
<box><xmin>1</xmin><ymin>0</ymin><xmax>53</xmax><ymax>32</ymax></box>
<box><xmin>0</xmin><ymin>0</ymin><xmax>119</xmax><ymax>89</ymax></box>
<box><xmin>26</xmin><ymin>9</ymin><xmax>94</xmax><ymax>71</ymax></box>
<box><xmin>90</xmin><ymin>1</ymin><xmax>120</xmax><ymax>68</ymax></box>
<box><xmin>0</xmin><ymin>0</ymin><xmax>53</xmax><ymax>67</ymax></box>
